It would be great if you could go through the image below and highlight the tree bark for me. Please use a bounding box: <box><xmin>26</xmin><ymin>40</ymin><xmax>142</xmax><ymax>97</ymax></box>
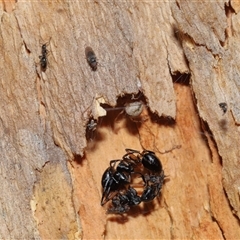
<box><xmin>0</xmin><ymin>0</ymin><xmax>239</xmax><ymax>239</ymax></box>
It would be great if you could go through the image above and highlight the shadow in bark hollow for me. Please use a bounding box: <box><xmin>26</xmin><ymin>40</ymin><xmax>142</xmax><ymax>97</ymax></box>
<box><xmin>73</xmin><ymin>153</ymin><xmax>85</xmax><ymax>165</ymax></box>
<box><xmin>200</xmin><ymin>119</ymin><xmax>223</xmax><ymax>165</ymax></box>
<box><xmin>85</xmin><ymin>91</ymin><xmax>146</xmax><ymax>143</ymax></box>
<box><xmin>172</xmin><ymin>72</ymin><xmax>191</xmax><ymax>85</ymax></box>
<box><xmin>150</xmin><ymin>113</ymin><xmax>176</xmax><ymax>126</ymax></box>
<box><xmin>85</xmin><ymin>91</ymin><xmax>177</xmax><ymax>145</ymax></box>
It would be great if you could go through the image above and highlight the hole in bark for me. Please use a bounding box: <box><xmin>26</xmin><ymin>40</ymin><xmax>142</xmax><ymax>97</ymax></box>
<box><xmin>73</xmin><ymin>154</ymin><xmax>84</xmax><ymax>165</ymax></box>
<box><xmin>223</xmin><ymin>2</ymin><xmax>235</xmax><ymax>45</ymax></box>
<box><xmin>171</xmin><ymin>72</ymin><xmax>190</xmax><ymax>85</ymax></box>
<box><xmin>85</xmin><ymin>91</ymin><xmax>176</xmax><ymax>144</ymax></box>
<box><xmin>85</xmin><ymin>91</ymin><xmax>148</xmax><ymax>143</ymax></box>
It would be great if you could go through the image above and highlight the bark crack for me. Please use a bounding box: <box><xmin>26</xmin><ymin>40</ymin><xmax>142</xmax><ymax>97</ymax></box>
<box><xmin>163</xmin><ymin>197</ymin><xmax>174</xmax><ymax>240</ymax></box>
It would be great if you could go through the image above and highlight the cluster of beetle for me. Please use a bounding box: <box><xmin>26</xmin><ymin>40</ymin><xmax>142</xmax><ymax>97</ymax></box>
<box><xmin>101</xmin><ymin>149</ymin><xmax>165</xmax><ymax>214</ymax></box>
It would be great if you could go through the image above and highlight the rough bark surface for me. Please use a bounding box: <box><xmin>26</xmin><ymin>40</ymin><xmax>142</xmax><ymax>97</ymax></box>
<box><xmin>0</xmin><ymin>0</ymin><xmax>239</xmax><ymax>239</ymax></box>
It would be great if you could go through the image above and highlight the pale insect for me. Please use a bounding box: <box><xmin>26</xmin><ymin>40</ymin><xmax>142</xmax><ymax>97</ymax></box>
<box><xmin>86</xmin><ymin>118</ymin><xmax>98</xmax><ymax>141</ymax></box>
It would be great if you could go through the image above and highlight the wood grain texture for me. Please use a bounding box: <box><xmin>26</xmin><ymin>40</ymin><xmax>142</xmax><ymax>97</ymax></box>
<box><xmin>172</xmin><ymin>1</ymin><xmax>240</xmax><ymax>220</ymax></box>
<box><xmin>0</xmin><ymin>0</ymin><xmax>239</xmax><ymax>239</ymax></box>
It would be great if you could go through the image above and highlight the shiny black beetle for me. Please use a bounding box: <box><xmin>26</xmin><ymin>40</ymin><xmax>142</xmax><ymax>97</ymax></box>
<box><xmin>123</xmin><ymin>149</ymin><xmax>165</xmax><ymax>202</ymax></box>
<box><xmin>101</xmin><ymin>158</ymin><xmax>138</xmax><ymax>206</ymax></box>
<box><xmin>124</xmin><ymin>149</ymin><xmax>162</xmax><ymax>172</ymax></box>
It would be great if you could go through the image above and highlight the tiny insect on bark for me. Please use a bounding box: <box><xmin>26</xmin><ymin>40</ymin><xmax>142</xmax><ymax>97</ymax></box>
<box><xmin>219</xmin><ymin>102</ymin><xmax>227</xmax><ymax>115</ymax></box>
<box><xmin>85</xmin><ymin>46</ymin><xmax>98</xmax><ymax>71</ymax></box>
<box><xmin>39</xmin><ymin>39</ymin><xmax>51</xmax><ymax>72</ymax></box>
<box><xmin>86</xmin><ymin>118</ymin><xmax>98</xmax><ymax>141</ymax></box>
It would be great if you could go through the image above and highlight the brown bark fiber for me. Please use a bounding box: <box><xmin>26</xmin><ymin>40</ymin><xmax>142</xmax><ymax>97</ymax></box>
<box><xmin>0</xmin><ymin>0</ymin><xmax>239</xmax><ymax>239</ymax></box>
